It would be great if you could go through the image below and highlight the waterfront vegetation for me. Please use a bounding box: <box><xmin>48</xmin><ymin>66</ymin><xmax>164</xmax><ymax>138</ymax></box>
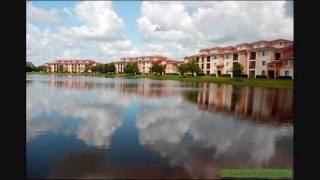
<box><xmin>27</xmin><ymin>72</ymin><xmax>293</xmax><ymax>89</ymax></box>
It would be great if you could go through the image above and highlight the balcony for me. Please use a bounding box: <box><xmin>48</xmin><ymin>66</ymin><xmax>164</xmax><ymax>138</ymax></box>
<box><xmin>232</xmin><ymin>54</ymin><xmax>238</xmax><ymax>61</ymax></box>
<box><xmin>275</xmin><ymin>52</ymin><xmax>281</xmax><ymax>60</ymax></box>
<box><xmin>250</xmin><ymin>52</ymin><xmax>256</xmax><ymax>60</ymax></box>
<box><xmin>249</xmin><ymin>61</ymin><xmax>256</xmax><ymax>69</ymax></box>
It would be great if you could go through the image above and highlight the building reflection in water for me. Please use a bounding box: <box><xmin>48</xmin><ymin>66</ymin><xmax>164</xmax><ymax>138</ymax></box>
<box><xmin>114</xmin><ymin>78</ymin><xmax>181</xmax><ymax>98</ymax></box>
<box><xmin>27</xmin><ymin>75</ymin><xmax>293</xmax><ymax>179</ymax></box>
<box><xmin>182</xmin><ymin>83</ymin><xmax>293</xmax><ymax>124</ymax></box>
<box><xmin>136</xmin><ymin>96</ymin><xmax>293</xmax><ymax>179</ymax></box>
<box><xmin>41</xmin><ymin>79</ymin><xmax>97</xmax><ymax>89</ymax></box>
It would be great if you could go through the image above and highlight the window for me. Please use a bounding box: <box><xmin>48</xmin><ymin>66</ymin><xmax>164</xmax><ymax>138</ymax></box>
<box><xmin>261</xmin><ymin>51</ymin><xmax>266</xmax><ymax>56</ymax></box>
<box><xmin>207</xmin><ymin>56</ymin><xmax>210</xmax><ymax>62</ymax></box>
<box><xmin>226</xmin><ymin>62</ymin><xmax>229</xmax><ymax>66</ymax></box>
<box><xmin>250</xmin><ymin>52</ymin><xmax>256</xmax><ymax>60</ymax></box>
<box><xmin>262</xmin><ymin>61</ymin><xmax>266</xmax><ymax>66</ymax></box>
<box><xmin>275</xmin><ymin>53</ymin><xmax>281</xmax><ymax>60</ymax></box>
<box><xmin>285</xmin><ymin>60</ymin><xmax>289</xmax><ymax>66</ymax></box>
<box><xmin>206</xmin><ymin>63</ymin><xmax>210</xmax><ymax>69</ymax></box>
<box><xmin>202</xmin><ymin>57</ymin><xmax>204</xmax><ymax>63</ymax></box>
<box><xmin>262</xmin><ymin>70</ymin><xmax>265</xmax><ymax>76</ymax></box>
<box><xmin>285</xmin><ymin>70</ymin><xmax>290</xmax><ymax>76</ymax></box>
<box><xmin>233</xmin><ymin>54</ymin><xmax>238</xmax><ymax>60</ymax></box>
<box><xmin>249</xmin><ymin>61</ymin><xmax>256</xmax><ymax>69</ymax></box>
<box><xmin>196</xmin><ymin>57</ymin><xmax>199</xmax><ymax>62</ymax></box>
<box><xmin>214</xmin><ymin>56</ymin><xmax>217</xmax><ymax>59</ymax></box>
<box><xmin>280</xmin><ymin>42</ymin><xmax>283</xmax><ymax>45</ymax></box>
<box><xmin>201</xmin><ymin>64</ymin><xmax>204</xmax><ymax>69</ymax></box>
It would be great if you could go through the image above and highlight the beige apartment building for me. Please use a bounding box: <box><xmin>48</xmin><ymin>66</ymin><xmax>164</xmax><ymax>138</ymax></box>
<box><xmin>45</xmin><ymin>60</ymin><xmax>100</xmax><ymax>73</ymax></box>
<box><xmin>114</xmin><ymin>56</ymin><xmax>181</xmax><ymax>74</ymax></box>
<box><xmin>184</xmin><ymin>39</ymin><xmax>294</xmax><ymax>79</ymax></box>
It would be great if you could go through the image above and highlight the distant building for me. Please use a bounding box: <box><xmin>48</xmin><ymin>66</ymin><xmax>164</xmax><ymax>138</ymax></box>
<box><xmin>114</xmin><ymin>56</ymin><xmax>182</xmax><ymax>74</ymax></box>
<box><xmin>184</xmin><ymin>39</ymin><xmax>294</xmax><ymax>79</ymax></box>
<box><xmin>26</xmin><ymin>61</ymin><xmax>35</xmax><ymax>67</ymax></box>
<box><xmin>44</xmin><ymin>60</ymin><xmax>100</xmax><ymax>73</ymax></box>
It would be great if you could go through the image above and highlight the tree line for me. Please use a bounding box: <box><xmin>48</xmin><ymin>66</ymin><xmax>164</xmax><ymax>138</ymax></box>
<box><xmin>178</xmin><ymin>59</ymin><xmax>201</xmax><ymax>75</ymax></box>
<box><xmin>26</xmin><ymin>65</ymin><xmax>46</xmax><ymax>72</ymax></box>
<box><xmin>91</xmin><ymin>63</ymin><xmax>116</xmax><ymax>73</ymax></box>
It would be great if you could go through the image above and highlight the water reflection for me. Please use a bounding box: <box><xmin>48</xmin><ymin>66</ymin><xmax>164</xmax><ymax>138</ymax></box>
<box><xmin>27</xmin><ymin>76</ymin><xmax>130</xmax><ymax>148</ymax></box>
<box><xmin>182</xmin><ymin>83</ymin><xmax>293</xmax><ymax>124</ymax></box>
<box><xmin>114</xmin><ymin>78</ymin><xmax>185</xmax><ymax>98</ymax></box>
<box><xmin>136</xmin><ymin>96</ymin><xmax>293</xmax><ymax>178</ymax></box>
<box><xmin>47</xmin><ymin>149</ymin><xmax>191</xmax><ymax>179</ymax></box>
<box><xmin>27</xmin><ymin>75</ymin><xmax>293</xmax><ymax>179</ymax></box>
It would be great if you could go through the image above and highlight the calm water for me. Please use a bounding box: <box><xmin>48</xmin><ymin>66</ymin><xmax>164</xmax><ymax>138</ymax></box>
<box><xmin>26</xmin><ymin>74</ymin><xmax>293</xmax><ymax>179</ymax></box>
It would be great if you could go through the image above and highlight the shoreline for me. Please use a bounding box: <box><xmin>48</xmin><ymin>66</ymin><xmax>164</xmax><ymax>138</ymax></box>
<box><xmin>27</xmin><ymin>72</ymin><xmax>293</xmax><ymax>89</ymax></box>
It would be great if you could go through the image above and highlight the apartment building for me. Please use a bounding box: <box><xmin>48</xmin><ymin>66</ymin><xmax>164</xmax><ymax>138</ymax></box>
<box><xmin>44</xmin><ymin>60</ymin><xmax>99</xmax><ymax>73</ymax></box>
<box><xmin>184</xmin><ymin>39</ymin><xmax>293</xmax><ymax>79</ymax></box>
<box><xmin>114</xmin><ymin>56</ymin><xmax>182</xmax><ymax>74</ymax></box>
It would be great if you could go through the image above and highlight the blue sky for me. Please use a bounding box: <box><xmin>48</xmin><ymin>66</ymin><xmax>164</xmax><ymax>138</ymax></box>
<box><xmin>27</xmin><ymin>1</ymin><xmax>293</xmax><ymax>66</ymax></box>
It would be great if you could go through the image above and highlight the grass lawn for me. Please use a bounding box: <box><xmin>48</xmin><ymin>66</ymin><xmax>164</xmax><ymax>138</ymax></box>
<box><xmin>27</xmin><ymin>72</ymin><xmax>293</xmax><ymax>89</ymax></box>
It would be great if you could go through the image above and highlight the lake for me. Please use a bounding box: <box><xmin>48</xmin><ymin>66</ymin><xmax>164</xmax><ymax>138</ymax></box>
<box><xmin>26</xmin><ymin>74</ymin><xmax>293</xmax><ymax>179</ymax></box>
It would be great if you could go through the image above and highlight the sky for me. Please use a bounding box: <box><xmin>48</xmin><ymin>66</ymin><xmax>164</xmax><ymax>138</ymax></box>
<box><xmin>27</xmin><ymin>1</ymin><xmax>293</xmax><ymax>66</ymax></box>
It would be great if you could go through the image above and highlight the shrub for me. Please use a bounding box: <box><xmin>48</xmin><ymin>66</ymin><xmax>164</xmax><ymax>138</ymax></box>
<box><xmin>277</xmin><ymin>76</ymin><xmax>292</xmax><ymax>80</ymax></box>
<box><xmin>210</xmin><ymin>74</ymin><xmax>216</xmax><ymax>77</ymax></box>
<box><xmin>233</xmin><ymin>74</ymin><xmax>248</xmax><ymax>78</ymax></box>
<box><xmin>256</xmin><ymin>75</ymin><xmax>267</xmax><ymax>79</ymax></box>
<box><xmin>221</xmin><ymin>74</ymin><xmax>231</xmax><ymax>77</ymax></box>
<box><xmin>197</xmin><ymin>73</ymin><xmax>206</xmax><ymax>76</ymax></box>
<box><xmin>166</xmin><ymin>73</ymin><xmax>179</xmax><ymax>75</ymax></box>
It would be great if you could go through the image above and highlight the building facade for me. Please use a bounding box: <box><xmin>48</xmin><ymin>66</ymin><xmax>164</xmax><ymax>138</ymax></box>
<box><xmin>44</xmin><ymin>60</ymin><xmax>99</xmax><ymax>73</ymax></box>
<box><xmin>184</xmin><ymin>39</ymin><xmax>294</xmax><ymax>79</ymax></box>
<box><xmin>114</xmin><ymin>56</ymin><xmax>181</xmax><ymax>74</ymax></box>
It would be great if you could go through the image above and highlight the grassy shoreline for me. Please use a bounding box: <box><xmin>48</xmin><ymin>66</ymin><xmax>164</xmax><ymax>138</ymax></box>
<box><xmin>27</xmin><ymin>72</ymin><xmax>293</xmax><ymax>89</ymax></box>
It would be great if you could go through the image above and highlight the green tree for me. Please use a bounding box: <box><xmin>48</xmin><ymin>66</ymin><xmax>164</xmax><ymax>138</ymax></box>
<box><xmin>103</xmin><ymin>64</ymin><xmax>110</xmax><ymax>73</ymax></box>
<box><xmin>232</xmin><ymin>62</ymin><xmax>243</xmax><ymax>77</ymax></box>
<box><xmin>58</xmin><ymin>64</ymin><xmax>64</xmax><ymax>73</ymax></box>
<box><xmin>124</xmin><ymin>63</ymin><xmax>139</xmax><ymax>74</ymax></box>
<box><xmin>151</xmin><ymin>64</ymin><xmax>164</xmax><ymax>75</ymax></box>
<box><xmin>26</xmin><ymin>66</ymin><xmax>32</xmax><ymax>72</ymax></box>
<box><xmin>91</xmin><ymin>66</ymin><xmax>97</xmax><ymax>73</ymax></box>
<box><xmin>178</xmin><ymin>64</ymin><xmax>189</xmax><ymax>75</ymax></box>
<box><xmin>39</xmin><ymin>66</ymin><xmax>47</xmax><ymax>72</ymax></box>
<box><xmin>32</xmin><ymin>66</ymin><xmax>38</xmax><ymax>72</ymax></box>
<box><xmin>188</xmin><ymin>58</ymin><xmax>201</xmax><ymax>76</ymax></box>
<box><xmin>93</xmin><ymin>65</ymin><xmax>103</xmax><ymax>73</ymax></box>
<box><xmin>108</xmin><ymin>63</ymin><xmax>116</xmax><ymax>73</ymax></box>
<box><xmin>98</xmin><ymin>66</ymin><xmax>102</xmax><ymax>73</ymax></box>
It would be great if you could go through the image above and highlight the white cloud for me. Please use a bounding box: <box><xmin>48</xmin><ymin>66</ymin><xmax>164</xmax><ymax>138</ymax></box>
<box><xmin>137</xmin><ymin>1</ymin><xmax>293</xmax><ymax>59</ymax></box>
<box><xmin>27</xmin><ymin>2</ymin><xmax>128</xmax><ymax>66</ymax></box>
<box><xmin>27</xmin><ymin>1</ymin><xmax>293</xmax><ymax>66</ymax></box>
<box><xmin>26</xmin><ymin>2</ymin><xmax>61</xmax><ymax>23</ymax></box>
<box><xmin>62</xmin><ymin>1</ymin><xmax>126</xmax><ymax>41</ymax></box>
